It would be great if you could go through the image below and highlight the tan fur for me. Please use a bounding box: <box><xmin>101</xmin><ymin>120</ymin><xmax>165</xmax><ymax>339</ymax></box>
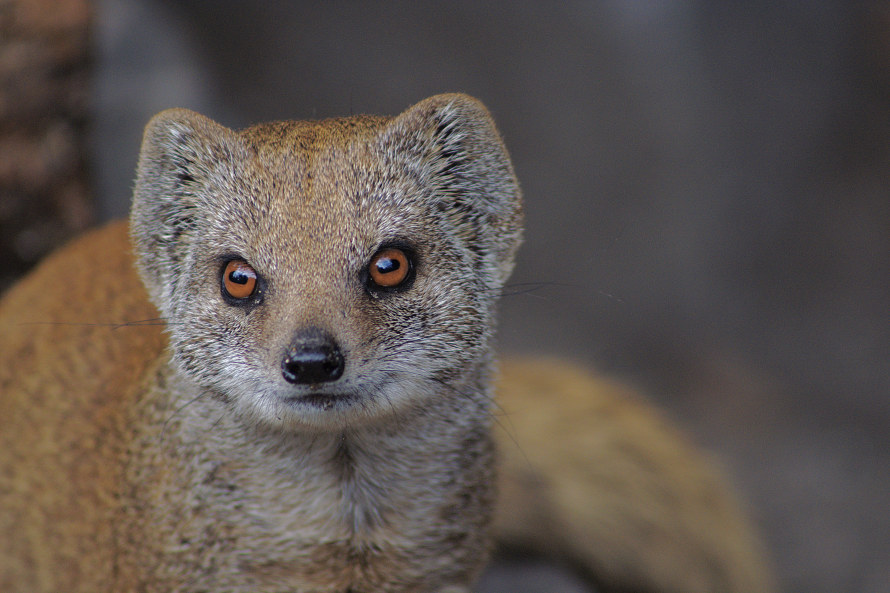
<box><xmin>0</xmin><ymin>95</ymin><xmax>774</xmax><ymax>592</ymax></box>
<box><xmin>494</xmin><ymin>359</ymin><xmax>775</xmax><ymax>592</ymax></box>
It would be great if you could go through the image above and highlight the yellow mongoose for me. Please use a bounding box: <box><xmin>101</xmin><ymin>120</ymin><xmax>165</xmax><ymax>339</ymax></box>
<box><xmin>0</xmin><ymin>94</ymin><xmax>774</xmax><ymax>592</ymax></box>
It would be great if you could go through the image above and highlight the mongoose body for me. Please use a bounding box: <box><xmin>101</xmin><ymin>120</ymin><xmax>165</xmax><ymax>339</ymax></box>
<box><xmin>0</xmin><ymin>95</ymin><xmax>774</xmax><ymax>592</ymax></box>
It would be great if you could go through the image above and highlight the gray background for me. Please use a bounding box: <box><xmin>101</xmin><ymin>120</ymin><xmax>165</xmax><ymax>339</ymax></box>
<box><xmin>93</xmin><ymin>2</ymin><xmax>889</xmax><ymax>592</ymax></box>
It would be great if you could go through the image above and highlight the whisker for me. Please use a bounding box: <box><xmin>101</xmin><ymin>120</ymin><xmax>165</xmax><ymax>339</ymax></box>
<box><xmin>17</xmin><ymin>317</ymin><xmax>177</xmax><ymax>330</ymax></box>
<box><xmin>500</xmin><ymin>281</ymin><xmax>567</xmax><ymax>298</ymax></box>
<box><xmin>500</xmin><ymin>280</ymin><xmax>625</xmax><ymax>303</ymax></box>
<box><xmin>159</xmin><ymin>390</ymin><xmax>208</xmax><ymax>443</ymax></box>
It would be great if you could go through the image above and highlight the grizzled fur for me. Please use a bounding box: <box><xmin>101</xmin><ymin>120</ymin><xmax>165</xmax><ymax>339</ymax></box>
<box><xmin>0</xmin><ymin>94</ymin><xmax>776</xmax><ymax>593</ymax></box>
<box><xmin>124</xmin><ymin>94</ymin><xmax>521</xmax><ymax>591</ymax></box>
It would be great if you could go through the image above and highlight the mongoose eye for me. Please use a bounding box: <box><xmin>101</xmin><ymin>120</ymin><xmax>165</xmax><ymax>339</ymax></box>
<box><xmin>368</xmin><ymin>247</ymin><xmax>412</xmax><ymax>289</ymax></box>
<box><xmin>222</xmin><ymin>260</ymin><xmax>258</xmax><ymax>300</ymax></box>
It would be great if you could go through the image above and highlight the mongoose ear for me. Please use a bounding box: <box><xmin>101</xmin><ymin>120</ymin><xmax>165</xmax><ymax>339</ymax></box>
<box><xmin>385</xmin><ymin>94</ymin><xmax>524</xmax><ymax>288</ymax></box>
<box><xmin>129</xmin><ymin>108</ymin><xmax>242</xmax><ymax>313</ymax></box>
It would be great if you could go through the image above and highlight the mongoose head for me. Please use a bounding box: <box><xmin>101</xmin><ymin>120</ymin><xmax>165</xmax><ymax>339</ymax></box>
<box><xmin>130</xmin><ymin>94</ymin><xmax>523</xmax><ymax>431</ymax></box>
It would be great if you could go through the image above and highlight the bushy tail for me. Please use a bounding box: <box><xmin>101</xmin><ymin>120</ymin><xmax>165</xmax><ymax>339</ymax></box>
<box><xmin>493</xmin><ymin>358</ymin><xmax>776</xmax><ymax>593</ymax></box>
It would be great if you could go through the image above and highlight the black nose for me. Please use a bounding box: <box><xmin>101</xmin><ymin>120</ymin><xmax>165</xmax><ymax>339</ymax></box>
<box><xmin>281</xmin><ymin>329</ymin><xmax>345</xmax><ymax>384</ymax></box>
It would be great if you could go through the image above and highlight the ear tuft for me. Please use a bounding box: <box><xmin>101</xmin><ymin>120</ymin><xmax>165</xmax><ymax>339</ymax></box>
<box><xmin>129</xmin><ymin>109</ymin><xmax>239</xmax><ymax>313</ymax></box>
<box><xmin>388</xmin><ymin>94</ymin><xmax>524</xmax><ymax>288</ymax></box>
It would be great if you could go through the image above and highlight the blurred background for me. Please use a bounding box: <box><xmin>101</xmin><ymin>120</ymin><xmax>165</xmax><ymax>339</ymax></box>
<box><xmin>2</xmin><ymin>1</ymin><xmax>888</xmax><ymax>592</ymax></box>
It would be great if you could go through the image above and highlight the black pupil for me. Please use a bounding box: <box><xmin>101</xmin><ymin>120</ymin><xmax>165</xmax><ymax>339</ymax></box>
<box><xmin>377</xmin><ymin>257</ymin><xmax>400</xmax><ymax>275</ymax></box>
<box><xmin>229</xmin><ymin>269</ymin><xmax>250</xmax><ymax>285</ymax></box>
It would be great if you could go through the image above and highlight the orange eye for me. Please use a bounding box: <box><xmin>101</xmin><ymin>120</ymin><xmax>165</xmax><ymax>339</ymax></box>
<box><xmin>368</xmin><ymin>248</ymin><xmax>411</xmax><ymax>288</ymax></box>
<box><xmin>222</xmin><ymin>260</ymin><xmax>258</xmax><ymax>300</ymax></box>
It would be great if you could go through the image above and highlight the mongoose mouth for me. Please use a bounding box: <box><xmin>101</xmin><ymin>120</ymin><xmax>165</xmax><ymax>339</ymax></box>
<box><xmin>283</xmin><ymin>392</ymin><xmax>359</xmax><ymax>411</ymax></box>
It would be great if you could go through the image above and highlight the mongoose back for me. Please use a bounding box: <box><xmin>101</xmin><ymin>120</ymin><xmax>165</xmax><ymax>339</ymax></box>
<box><xmin>0</xmin><ymin>94</ymin><xmax>775</xmax><ymax>592</ymax></box>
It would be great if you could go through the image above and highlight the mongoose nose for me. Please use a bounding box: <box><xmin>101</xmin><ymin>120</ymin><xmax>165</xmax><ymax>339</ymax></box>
<box><xmin>281</xmin><ymin>329</ymin><xmax>345</xmax><ymax>384</ymax></box>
